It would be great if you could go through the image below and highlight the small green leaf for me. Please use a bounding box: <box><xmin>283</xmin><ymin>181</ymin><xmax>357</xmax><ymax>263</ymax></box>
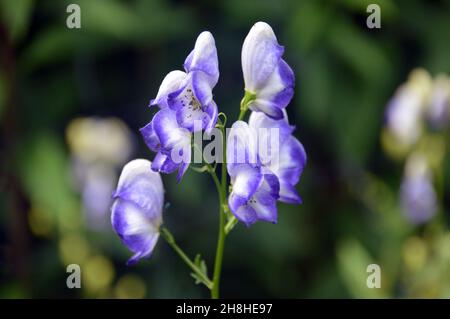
<box><xmin>191</xmin><ymin>254</ymin><xmax>209</xmax><ymax>287</ymax></box>
<box><xmin>194</xmin><ymin>254</ymin><xmax>202</xmax><ymax>267</ymax></box>
<box><xmin>190</xmin><ymin>273</ymin><xmax>202</xmax><ymax>285</ymax></box>
<box><xmin>200</xmin><ymin>260</ymin><xmax>207</xmax><ymax>274</ymax></box>
<box><xmin>225</xmin><ymin>215</ymin><xmax>239</xmax><ymax>235</ymax></box>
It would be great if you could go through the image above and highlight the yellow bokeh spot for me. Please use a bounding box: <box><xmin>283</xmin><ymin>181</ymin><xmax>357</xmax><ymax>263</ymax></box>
<box><xmin>114</xmin><ymin>274</ymin><xmax>147</xmax><ymax>299</ymax></box>
<box><xmin>28</xmin><ymin>206</ymin><xmax>54</xmax><ymax>237</ymax></box>
<box><xmin>59</xmin><ymin>233</ymin><xmax>90</xmax><ymax>265</ymax></box>
<box><xmin>57</xmin><ymin>204</ymin><xmax>83</xmax><ymax>232</ymax></box>
<box><xmin>402</xmin><ymin>236</ymin><xmax>427</xmax><ymax>273</ymax></box>
<box><xmin>407</xmin><ymin>68</ymin><xmax>432</xmax><ymax>101</ymax></box>
<box><xmin>437</xmin><ymin>233</ymin><xmax>450</xmax><ymax>261</ymax></box>
<box><xmin>83</xmin><ymin>255</ymin><xmax>115</xmax><ymax>295</ymax></box>
<box><xmin>66</xmin><ymin>117</ymin><xmax>132</xmax><ymax>165</ymax></box>
<box><xmin>416</xmin><ymin>134</ymin><xmax>446</xmax><ymax>171</ymax></box>
<box><xmin>380</xmin><ymin>128</ymin><xmax>411</xmax><ymax>161</ymax></box>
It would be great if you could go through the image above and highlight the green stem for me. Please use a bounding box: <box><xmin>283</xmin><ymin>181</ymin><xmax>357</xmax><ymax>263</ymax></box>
<box><xmin>224</xmin><ymin>216</ymin><xmax>238</xmax><ymax>234</ymax></box>
<box><xmin>211</xmin><ymin>198</ymin><xmax>225</xmax><ymax>298</ymax></box>
<box><xmin>194</xmin><ymin>142</ymin><xmax>221</xmax><ymax>194</ymax></box>
<box><xmin>237</xmin><ymin>108</ymin><xmax>247</xmax><ymax>121</ymax></box>
<box><xmin>211</xmin><ymin>127</ymin><xmax>228</xmax><ymax>298</ymax></box>
<box><xmin>207</xmin><ymin>163</ymin><xmax>222</xmax><ymax>195</ymax></box>
<box><xmin>238</xmin><ymin>91</ymin><xmax>255</xmax><ymax>121</ymax></box>
<box><xmin>161</xmin><ymin>227</ymin><xmax>213</xmax><ymax>289</ymax></box>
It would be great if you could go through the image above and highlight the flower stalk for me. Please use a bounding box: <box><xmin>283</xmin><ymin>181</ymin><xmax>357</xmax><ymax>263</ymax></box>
<box><xmin>238</xmin><ymin>91</ymin><xmax>255</xmax><ymax>120</ymax></box>
<box><xmin>211</xmin><ymin>125</ymin><xmax>228</xmax><ymax>298</ymax></box>
<box><xmin>161</xmin><ymin>227</ymin><xmax>213</xmax><ymax>289</ymax></box>
<box><xmin>111</xmin><ymin>22</ymin><xmax>306</xmax><ymax>299</ymax></box>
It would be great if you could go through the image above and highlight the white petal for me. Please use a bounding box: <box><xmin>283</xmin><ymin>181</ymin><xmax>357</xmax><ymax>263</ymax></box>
<box><xmin>152</xmin><ymin>70</ymin><xmax>187</xmax><ymax>106</ymax></box>
<box><xmin>188</xmin><ymin>31</ymin><xmax>219</xmax><ymax>83</ymax></box>
<box><xmin>241</xmin><ymin>22</ymin><xmax>283</xmax><ymax>92</ymax></box>
<box><xmin>116</xmin><ymin>159</ymin><xmax>164</xmax><ymax>222</ymax></box>
<box><xmin>231</xmin><ymin>165</ymin><xmax>262</xmax><ymax>199</ymax></box>
<box><xmin>226</xmin><ymin>121</ymin><xmax>259</xmax><ymax>173</ymax></box>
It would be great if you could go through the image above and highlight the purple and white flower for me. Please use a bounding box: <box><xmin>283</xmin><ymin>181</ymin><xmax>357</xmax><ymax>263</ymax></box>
<box><xmin>249</xmin><ymin>111</ymin><xmax>306</xmax><ymax>204</ymax></box>
<box><xmin>111</xmin><ymin>159</ymin><xmax>164</xmax><ymax>265</ymax></box>
<box><xmin>241</xmin><ymin>22</ymin><xmax>295</xmax><ymax>120</ymax></box>
<box><xmin>141</xmin><ymin>31</ymin><xmax>220</xmax><ymax>181</ymax></box>
<box><xmin>227</xmin><ymin>164</ymin><xmax>280</xmax><ymax>226</ymax></box>
<box><xmin>227</xmin><ymin>121</ymin><xmax>279</xmax><ymax>226</ymax></box>
<box><xmin>140</xmin><ymin>108</ymin><xmax>191</xmax><ymax>182</ymax></box>
<box><xmin>226</xmin><ymin>113</ymin><xmax>306</xmax><ymax>226</ymax></box>
<box><xmin>149</xmin><ymin>31</ymin><xmax>219</xmax><ymax>133</ymax></box>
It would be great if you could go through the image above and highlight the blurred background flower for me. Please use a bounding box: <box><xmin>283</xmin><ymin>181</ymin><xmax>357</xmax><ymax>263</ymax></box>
<box><xmin>400</xmin><ymin>154</ymin><xmax>437</xmax><ymax>225</ymax></box>
<box><xmin>426</xmin><ymin>74</ymin><xmax>450</xmax><ymax>130</ymax></box>
<box><xmin>384</xmin><ymin>69</ymin><xmax>431</xmax><ymax>152</ymax></box>
<box><xmin>66</xmin><ymin>117</ymin><xmax>134</xmax><ymax>230</ymax></box>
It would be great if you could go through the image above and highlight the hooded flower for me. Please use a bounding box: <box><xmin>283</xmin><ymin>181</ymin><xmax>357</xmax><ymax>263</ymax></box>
<box><xmin>227</xmin><ymin>164</ymin><xmax>280</xmax><ymax>226</ymax></box>
<box><xmin>241</xmin><ymin>22</ymin><xmax>295</xmax><ymax>120</ymax></box>
<box><xmin>227</xmin><ymin>121</ymin><xmax>278</xmax><ymax>226</ymax></box>
<box><xmin>111</xmin><ymin>159</ymin><xmax>164</xmax><ymax>265</ymax></box>
<box><xmin>249</xmin><ymin>111</ymin><xmax>306</xmax><ymax>203</ymax></box>
<box><xmin>226</xmin><ymin>114</ymin><xmax>306</xmax><ymax>226</ymax></box>
<box><xmin>140</xmin><ymin>108</ymin><xmax>191</xmax><ymax>182</ymax></box>
<box><xmin>149</xmin><ymin>31</ymin><xmax>219</xmax><ymax>133</ymax></box>
<box><xmin>400</xmin><ymin>154</ymin><xmax>437</xmax><ymax>225</ymax></box>
<box><xmin>140</xmin><ymin>31</ymin><xmax>220</xmax><ymax>181</ymax></box>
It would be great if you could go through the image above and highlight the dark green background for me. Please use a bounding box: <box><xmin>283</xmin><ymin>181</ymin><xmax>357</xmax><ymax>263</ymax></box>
<box><xmin>1</xmin><ymin>0</ymin><xmax>450</xmax><ymax>298</ymax></box>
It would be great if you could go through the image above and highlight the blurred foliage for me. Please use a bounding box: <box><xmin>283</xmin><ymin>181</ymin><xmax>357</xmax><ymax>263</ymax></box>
<box><xmin>0</xmin><ymin>0</ymin><xmax>34</xmax><ymax>43</ymax></box>
<box><xmin>0</xmin><ymin>0</ymin><xmax>450</xmax><ymax>298</ymax></box>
